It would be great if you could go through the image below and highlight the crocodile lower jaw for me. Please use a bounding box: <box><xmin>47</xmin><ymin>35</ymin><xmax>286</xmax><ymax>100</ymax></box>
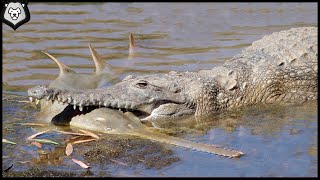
<box><xmin>29</xmin><ymin>97</ymin><xmax>166</xmax><ymax>123</ymax></box>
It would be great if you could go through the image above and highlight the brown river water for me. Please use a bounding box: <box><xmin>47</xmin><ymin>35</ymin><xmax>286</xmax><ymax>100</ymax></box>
<box><xmin>2</xmin><ymin>3</ymin><xmax>318</xmax><ymax>177</ymax></box>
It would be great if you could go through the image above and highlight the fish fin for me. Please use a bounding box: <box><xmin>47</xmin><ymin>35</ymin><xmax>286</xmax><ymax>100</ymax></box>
<box><xmin>88</xmin><ymin>43</ymin><xmax>107</xmax><ymax>74</ymax></box>
<box><xmin>41</xmin><ymin>51</ymin><xmax>75</xmax><ymax>75</ymax></box>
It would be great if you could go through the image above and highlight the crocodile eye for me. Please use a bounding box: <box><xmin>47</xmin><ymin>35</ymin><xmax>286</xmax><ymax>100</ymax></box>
<box><xmin>135</xmin><ymin>80</ymin><xmax>148</xmax><ymax>88</ymax></box>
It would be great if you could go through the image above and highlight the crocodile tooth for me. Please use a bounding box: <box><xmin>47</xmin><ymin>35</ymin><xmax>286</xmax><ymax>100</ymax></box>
<box><xmin>125</xmin><ymin>102</ymin><xmax>131</xmax><ymax>109</ymax></box>
<box><xmin>99</xmin><ymin>102</ymin><xmax>102</xmax><ymax>107</ymax></box>
<box><xmin>29</xmin><ymin>97</ymin><xmax>33</xmax><ymax>102</ymax></box>
<box><xmin>90</xmin><ymin>99</ymin><xmax>96</xmax><ymax>105</ymax></box>
<box><xmin>111</xmin><ymin>101</ymin><xmax>117</xmax><ymax>108</ymax></box>
<box><xmin>62</xmin><ymin>97</ymin><xmax>67</xmax><ymax>103</ymax></box>
<box><xmin>68</xmin><ymin>97</ymin><xmax>72</xmax><ymax>103</ymax></box>
<box><xmin>73</xmin><ymin>104</ymin><xmax>76</xmax><ymax>110</ymax></box>
<box><xmin>79</xmin><ymin>106</ymin><xmax>83</xmax><ymax>112</ymax></box>
<box><xmin>36</xmin><ymin>99</ymin><xmax>40</xmax><ymax>105</ymax></box>
<box><xmin>118</xmin><ymin>102</ymin><xmax>125</xmax><ymax>108</ymax></box>
<box><xmin>148</xmin><ymin>98</ymin><xmax>155</xmax><ymax>103</ymax></box>
<box><xmin>103</xmin><ymin>101</ymin><xmax>110</xmax><ymax>107</ymax></box>
<box><xmin>46</xmin><ymin>96</ymin><xmax>51</xmax><ymax>101</ymax></box>
<box><xmin>130</xmin><ymin>103</ymin><xmax>136</xmax><ymax>109</ymax></box>
<box><xmin>53</xmin><ymin>90</ymin><xmax>60</xmax><ymax>99</ymax></box>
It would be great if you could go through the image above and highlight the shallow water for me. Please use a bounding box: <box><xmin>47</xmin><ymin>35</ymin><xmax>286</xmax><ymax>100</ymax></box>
<box><xmin>2</xmin><ymin>2</ymin><xmax>318</xmax><ymax>177</ymax></box>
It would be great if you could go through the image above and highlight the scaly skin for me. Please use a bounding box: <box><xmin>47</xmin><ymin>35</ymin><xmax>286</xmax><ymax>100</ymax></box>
<box><xmin>29</xmin><ymin>27</ymin><xmax>318</xmax><ymax>121</ymax></box>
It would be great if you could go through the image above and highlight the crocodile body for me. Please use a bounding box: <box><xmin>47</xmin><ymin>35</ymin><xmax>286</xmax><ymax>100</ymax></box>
<box><xmin>27</xmin><ymin>27</ymin><xmax>318</xmax><ymax>158</ymax></box>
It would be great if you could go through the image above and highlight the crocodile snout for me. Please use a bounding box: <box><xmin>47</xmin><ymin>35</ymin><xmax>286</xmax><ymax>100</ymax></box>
<box><xmin>28</xmin><ymin>86</ymin><xmax>50</xmax><ymax>100</ymax></box>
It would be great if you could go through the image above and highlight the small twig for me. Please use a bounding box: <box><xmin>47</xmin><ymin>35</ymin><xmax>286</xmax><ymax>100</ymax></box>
<box><xmin>3</xmin><ymin>164</ymin><xmax>13</xmax><ymax>173</ymax></box>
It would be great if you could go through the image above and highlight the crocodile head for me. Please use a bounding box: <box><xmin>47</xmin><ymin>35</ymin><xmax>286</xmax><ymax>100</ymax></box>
<box><xmin>28</xmin><ymin>71</ymin><xmax>200</xmax><ymax>123</ymax></box>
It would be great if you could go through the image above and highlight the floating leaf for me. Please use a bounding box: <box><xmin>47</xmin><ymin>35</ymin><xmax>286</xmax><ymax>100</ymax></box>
<box><xmin>65</xmin><ymin>143</ymin><xmax>73</xmax><ymax>156</ymax></box>
<box><xmin>15</xmin><ymin>123</ymin><xmax>49</xmax><ymax>127</ymax></box>
<box><xmin>17</xmin><ymin>100</ymin><xmax>30</xmax><ymax>103</ymax></box>
<box><xmin>110</xmin><ymin>159</ymin><xmax>128</xmax><ymax>166</ymax></box>
<box><xmin>2</xmin><ymin>139</ymin><xmax>17</xmax><ymax>145</ymax></box>
<box><xmin>27</xmin><ymin>130</ymin><xmax>51</xmax><ymax>140</ymax></box>
<box><xmin>72</xmin><ymin>139</ymin><xmax>97</xmax><ymax>145</ymax></box>
<box><xmin>18</xmin><ymin>161</ymin><xmax>31</xmax><ymax>164</ymax></box>
<box><xmin>31</xmin><ymin>141</ymin><xmax>42</xmax><ymax>148</ymax></box>
<box><xmin>71</xmin><ymin>158</ymin><xmax>90</xmax><ymax>169</ymax></box>
<box><xmin>79</xmin><ymin>129</ymin><xmax>99</xmax><ymax>139</ymax></box>
<box><xmin>32</xmin><ymin>139</ymin><xmax>59</xmax><ymax>145</ymax></box>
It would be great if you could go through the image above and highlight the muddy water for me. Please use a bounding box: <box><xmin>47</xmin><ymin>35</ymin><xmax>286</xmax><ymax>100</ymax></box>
<box><xmin>2</xmin><ymin>3</ymin><xmax>317</xmax><ymax>177</ymax></box>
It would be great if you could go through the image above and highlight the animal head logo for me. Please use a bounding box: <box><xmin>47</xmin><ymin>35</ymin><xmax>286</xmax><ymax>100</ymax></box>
<box><xmin>8</xmin><ymin>6</ymin><xmax>21</xmax><ymax>20</ymax></box>
<box><xmin>1</xmin><ymin>0</ymin><xmax>30</xmax><ymax>30</ymax></box>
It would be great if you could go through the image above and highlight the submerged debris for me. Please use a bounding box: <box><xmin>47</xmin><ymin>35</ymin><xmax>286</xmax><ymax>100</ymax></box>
<box><xmin>2</xmin><ymin>167</ymin><xmax>76</xmax><ymax>177</ymax></box>
<box><xmin>83</xmin><ymin>135</ymin><xmax>180</xmax><ymax>169</ymax></box>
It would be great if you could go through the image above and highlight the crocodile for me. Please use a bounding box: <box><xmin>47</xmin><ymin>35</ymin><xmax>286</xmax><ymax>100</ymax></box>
<box><xmin>27</xmin><ymin>27</ymin><xmax>317</xmax><ymax>157</ymax></box>
<box><xmin>26</xmin><ymin>33</ymin><xmax>244</xmax><ymax>158</ymax></box>
<box><xmin>28</xmin><ymin>27</ymin><xmax>318</xmax><ymax>121</ymax></box>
